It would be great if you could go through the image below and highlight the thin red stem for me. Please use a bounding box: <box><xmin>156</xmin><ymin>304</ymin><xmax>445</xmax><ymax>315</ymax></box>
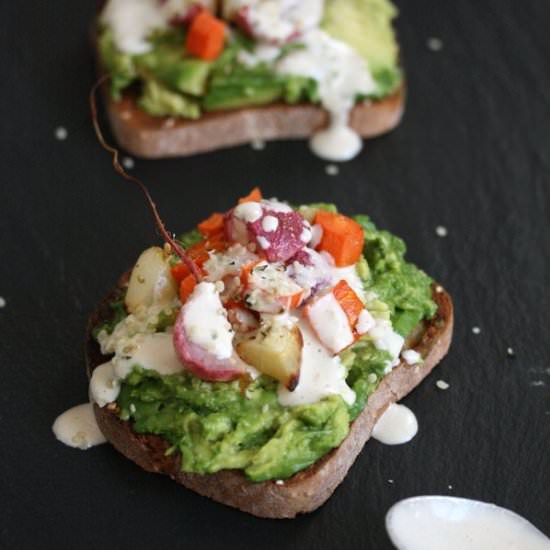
<box><xmin>89</xmin><ymin>75</ymin><xmax>202</xmax><ymax>282</ymax></box>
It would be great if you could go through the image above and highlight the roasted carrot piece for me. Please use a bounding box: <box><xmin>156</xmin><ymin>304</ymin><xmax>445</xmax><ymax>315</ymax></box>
<box><xmin>171</xmin><ymin>262</ymin><xmax>190</xmax><ymax>284</ymax></box>
<box><xmin>185</xmin><ymin>10</ymin><xmax>226</xmax><ymax>60</ymax></box>
<box><xmin>198</xmin><ymin>212</ymin><xmax>224</xmax><ymax>236</ymax></box>
<box><xmin>314</xmin><ymin>211</ymin><xmax>364</xmax><ymax>267</ymax></box>
<box><xmin>332</xmin><ymin>280</ymin><xmax>364</xmax><ymax>328</ymax></box>
<box><xmin>238</xmin><ymin>187</ymin><xmax>262</xmax><ymax>204</ymax></box>
<box><xmin>179</xmin><ymin>274</ymin><xmax>197</xmax><ymax>303</ymax></box>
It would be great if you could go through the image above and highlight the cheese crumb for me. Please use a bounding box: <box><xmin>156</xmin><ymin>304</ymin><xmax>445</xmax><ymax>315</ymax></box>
<box><xmin>435</xmin><ymin>225</ymin><xmax>448</xmax><ymax>237</ymax></box>
<box><xmin>262</xmin><ymin>215</ymin><xmax>279</xmax><ymax>232</ymax></box>
<box><xmin>436</xmin><ymin>380</ymin><xmax>450</xmax><ymax>390</ymax></box>
<box><xmin>388</xmin><ymin>479</ymin><xmax>394</xmax><ymax>484</ymax></box>
<box><xmin>402</xmin><ymin>349</ymin><xmax>422</xmax><ymax>365</ymax></box>
<box><xmin>54</xmin><ymin>126</ymin><xmax>68</xmax><ymax>140</ymax></box>
<box><xmin>427</xmin><ymin>37</ymin><xmax>444</xmax><ymax>51</ymax></box>
<box><xmin>257</xmin><ymin>236</ymin><xmax>270</xmax><ymax>250</ymax></box>
<box><xmin>275</xmin><ymin>479</ymin><xmax>284</xmax><ymax>485</ymax></box>
<box><xmin>325</xmin><ymin>164</ymin><xmax>339</xmax><ymax>176</ymax></box>
<box><xmin>472</xmin><ymin>326</ymin><xmax>481</xmax><ymax>335</ymax></box>
<box><xmin>435</xmin><ymin>285</ymin><xmax>444</xmax><ymax>293</ymax></box>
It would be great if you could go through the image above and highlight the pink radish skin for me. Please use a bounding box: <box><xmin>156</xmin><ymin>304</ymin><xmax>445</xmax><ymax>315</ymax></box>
<box><xmin>173</xmin><ymin>307</ymin><xmax>243</xmax><ymax>382</ymax></box>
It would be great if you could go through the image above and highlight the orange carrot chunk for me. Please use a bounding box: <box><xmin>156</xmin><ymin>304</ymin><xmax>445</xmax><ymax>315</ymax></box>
<box><xmin>198</xmin><ymin>212</ymin><xmax>224</xmax><ymax>236</ymax></box>
<box><xmin>185</xmin><ymin>11</ymin><xmax>226</xmax><ymax>61</ymax></box>
<box><xmin>314</xmin><ymin>211</ymin><xmax>364</xmax><ymax>267</ymax></box>
<box><xmin>332</xmin><ymin>280</ymin><xmax>364</xmax><ymax>329</ymax></box>
<box><xmin>179</xmin><ymin>274</ymin><xmax>197</xmax><ymax>303</ymax></box>
<box><xmin>171</xmin><ymin>262</ymin><xmax>190</xmax><ymax>284</ymax></box>
<box><xmin>238</xmin><ymin>187</ymin><xmax>262</xmax><ymax>204</ymax></box>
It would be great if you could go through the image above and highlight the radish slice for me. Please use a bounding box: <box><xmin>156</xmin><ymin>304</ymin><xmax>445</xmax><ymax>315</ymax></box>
<box><xmin>173</xmin><ymin>282</ymin><xmax>243</xmax><ymax>381</ymax></box>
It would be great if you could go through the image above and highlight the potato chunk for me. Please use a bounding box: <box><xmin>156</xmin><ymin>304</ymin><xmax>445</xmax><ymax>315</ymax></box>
<box><xmin>237</xmin><ymin>320</ymin><xmax>303</xmax><ymax>390</ymax></box>
<box><xmin>125</xmin><ymin>247</ymin><xmax>177</xmax><ymax>314</ymax></box>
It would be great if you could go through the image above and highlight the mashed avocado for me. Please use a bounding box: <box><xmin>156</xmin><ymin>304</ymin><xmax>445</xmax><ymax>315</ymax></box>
<box><xmin>98</xmin><ymin>0</ymin><xmax>400</xmax><ymax>118</ymax></box>
<box><xmin>105</xmin><ymin>206</ymin><xmax>435</xmax><ymax>482</ymax></box>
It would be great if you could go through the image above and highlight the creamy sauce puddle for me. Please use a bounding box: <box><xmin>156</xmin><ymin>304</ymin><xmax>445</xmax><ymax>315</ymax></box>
<box><xmin>386</xmin><ymin>496</ymin><xmax>550</xmax><ymax>550</ymax></box>
<box><xmin>52</xmin><ymin>403</ymin><xmax>106</xmax><ymax>450</ymax></box>
<box><xmin>372</xmin><ymin>403</ymin><xmax>418</xmax><ymax>445</ymax></box>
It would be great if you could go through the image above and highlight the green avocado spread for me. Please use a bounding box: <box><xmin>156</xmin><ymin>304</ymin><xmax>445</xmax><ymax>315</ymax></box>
<box><xmin>98</xmin><ymin>0</ymin><xmax>401</xmax><ymax>119</ymax></box>
<box><xmin>97</xmin><ymin>206</ymin><xmax>436</xmax><ymax>482</ymax></box>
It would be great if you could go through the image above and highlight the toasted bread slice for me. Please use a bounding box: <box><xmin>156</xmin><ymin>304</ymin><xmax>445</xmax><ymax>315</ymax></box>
<box><xmin>86</xmin><ymin>275</ymin><xmax>452</xmax><ymax>518</ymax></box>
<box><xmin>103</xmin><ymin>86</ymin><xmax>405</xmax><ymax>159</ymax></box>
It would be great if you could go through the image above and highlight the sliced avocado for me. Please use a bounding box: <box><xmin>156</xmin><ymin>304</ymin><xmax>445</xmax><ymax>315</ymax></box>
<box><xmin>157</xmin><ymin>59</ymin><xmax>213</xmax><ymax>96</ymax></box>
<box><xmin>321</xmin><ymin>0</ymin><xmax>400</xmax><ymax>77</ymax></box>
<box><xmin>138</xmin><ymin>79</ymin><xmax>200</xmax><ymax>119</ymax></box>
<box><xmin>136</xmin><ymin>43</ymin><xmax>213</xmax><ymax>96</ymax></box>
<box><xmin>202</xmin><ymin>84</ymin><xmax>284</xmax><ymax>111</ymax></box>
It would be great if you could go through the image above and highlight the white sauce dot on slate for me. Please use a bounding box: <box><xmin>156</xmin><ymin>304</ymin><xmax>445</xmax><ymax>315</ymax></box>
<box><xmin>0</xmin><ymin>296</ymin><xmax>6</xmax><ymax>308</ymax></box>
<box><xmin>54</xmin><ymin>126</ymin><xmax>68</xmax><ymax>140</ymax></box>
<box><xmin>427</xmin><ymin>37</ymin><xmax>444</xmax><ymax>51</ymax></box>
<box><xmin>122</xmin><ymin>157</ymin><xmax>135</xmax><ymax>170</ymax></box>
<box><xmin>435</xmin><ymin>225</ymin><xmax>448</xmax><ymax>237</ymax></box>
<box><xmin>325</xmin><ymin>164</ymin><xmax>339</xmax><ymax>176</ymax></box>
<box><xmin>472</xmin><ymin>326</ymin><xmax>481</xmax><ymax>335</ymax></box>
<box><xmin>436</xmin><ymin>380</ymin><xmax>450</xmax><ymax>390</ymax></box>
<box><xmin>251</xmin><ymin>139</ymin><xmax>266</xmax><ymax>151</ymax></box>
<box><xmin>507</xmin><ymin>347</ymin><xmax>515</xmax><ymax>357</ymax></box>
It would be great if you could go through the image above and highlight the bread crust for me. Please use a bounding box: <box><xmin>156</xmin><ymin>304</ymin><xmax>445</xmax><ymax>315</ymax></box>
<box><xmin>104</xmin><ymin>87</ymin><xmax>405</xmax><ymax>159</ymax></box>
<box><xmin>87</xmin><ymin>277</ymin><xmax>452</xmax><ymax>518</ymax></box>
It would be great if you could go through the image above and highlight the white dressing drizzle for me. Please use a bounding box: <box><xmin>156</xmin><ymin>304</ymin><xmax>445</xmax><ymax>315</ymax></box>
<box><xmin>386</xmin><ymin>496</ymin><xmax>550</xmax><ymax>550</ymax></box>
<box><xmin>372</xmin><ymin>403</ymin><xmax>418</xmax><ymax>445</ymax></box>
<box><xmin>278</xmin><ymin>320</ymin><xmax>355</xmax><ymax>407</ymax></box>
<box><xmin>113</xmin><ymin>332</ymin><xmax>184</xmax><ymax>379</ymax></box>
<box><xmin>276</xmin><ymin>29</ymin><xmax>376</xmax><ymax>161</ymax></box>
<box><xmin>182</xmin><ymin>282</ymin><xmax>234</xmax><ymax>360</ymax></box>
<box><xmin>52</xmin><ymin>404</ymin><xmax>106</xmax><ymax>450</ymax></box>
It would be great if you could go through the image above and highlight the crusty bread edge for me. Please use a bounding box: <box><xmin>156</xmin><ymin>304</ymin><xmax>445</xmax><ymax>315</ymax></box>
<box><xmin>88</xmin><ymin>281</ymin><xmax>452</xmax><ymax>519</ymax></box>
<box><xmin>103</xmin><ymin>84</ymin><xmax>405</xmax><ymax>159</ymax></box>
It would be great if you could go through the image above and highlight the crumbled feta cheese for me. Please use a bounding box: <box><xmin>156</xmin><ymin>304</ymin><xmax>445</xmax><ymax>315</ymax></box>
<box><xmin>402</xmin><ymin>349</ymin><xmax>422</xmax><ymax>365</ymax></box>
<box><xmin>310</xmin><ymin>225</ymin><xmax>323</xmax><ymax>249</ymax></box>
<box><xmin>356</xmin><ymin>309</ymin><xmax>375</xmax><ymax>335</ymax></box>
<box><xmin>257</xmin><ymin>236</ymin><xmax>270</xmax><ymax>250</ymax></box>
<box><xmin>234</xmin><ymin>201</ymin><xmax>263</xmax><ymax>223</ymax></box>
<box><xmin>261</xmin><ymin>215</ymin><xmax>279</xmax><ymax>232</ymax></box>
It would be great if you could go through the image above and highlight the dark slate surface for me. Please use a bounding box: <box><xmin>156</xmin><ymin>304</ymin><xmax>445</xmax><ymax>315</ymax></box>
<box><xmin>1</xmin><ymin>1</ymin><xmax>549</xmax><ymax>548</ymax></box>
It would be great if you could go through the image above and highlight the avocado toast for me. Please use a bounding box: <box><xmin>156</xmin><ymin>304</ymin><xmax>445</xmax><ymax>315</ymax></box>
<box><xmin>97</xmin><ymin>0</ymin><xmax>404</xmax><ymax>160</ymax></box>
<box><xmin>84</xmin><ymin>189</ymin><xmax>453</xmax><ymax>518</ymax></box>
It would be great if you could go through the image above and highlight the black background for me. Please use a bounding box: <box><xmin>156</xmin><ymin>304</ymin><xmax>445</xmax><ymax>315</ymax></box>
<box><xmin>2</xmin><ymin>1</ymin><xmax>549</xmax><ymax>548</ymax></box>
